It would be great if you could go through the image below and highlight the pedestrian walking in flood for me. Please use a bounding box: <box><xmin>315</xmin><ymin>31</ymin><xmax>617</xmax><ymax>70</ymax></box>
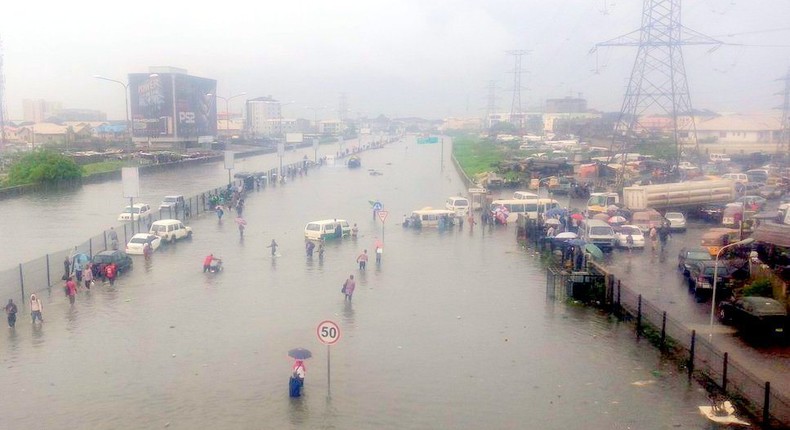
<box><xmin>238</xmin><ymin>223</ymin><xmax>245</xmax><ymax>239</ymax></box>
<box><xmin>318</xmin><ymin>242</ymin><xmax>325</xmax><ymax>260</ymax></box>
<box><xmin>648</xmin><ymin>225</ymin><xmax>658</xmax><ymax>253</ymax></box>
<box><xmin>342</xmin><ymin>274</ymin><xmax>356</xmax><ymax>301</ymax></box>
<box><xmin>143</xmin><ymin>243</ymin><xmax>153</xmax><ymax>261</ymax></box>
<box><xmin>356</xmin><ymin>249</ymin><xmax>368</xmax><ymax>270</ymax></box>
<box><xmin>5</xmin><ymin>299</ymin><xmax>18</xmax><ymax>328</ymax></box>
<box><xmin>108</xmin><ymin>227</ymin><xmax>119</xmax><ymax>250</ymax></box>
<box><xmin>216</xmin><ymin>205</ymin><xmax>225</xmax><ymax>221</ymax></box>
<box><xmin>104</xmin><ymin>262</ymin><xmax>118</xmax><ymax>286</ymax></box>
<box><xmin>63</xmin><ymin>256</ymin><xmax>71</xmax><ymax>280</ymax></box>
<box><xmin>83</xmin><ymin>263</ymin><xmax>94</xmax><ymax>289</ymax></box>
<box><xmin>351</xmin><ymin>223</ymin><xmax>359</xmax><ymax>238</ymax></box>
<box><xmin>65</xmin><ymin>276</ymin><xmax>77</xmax><ymax>305</ymax></box>
<box><xmin>305</xmin><ymin>240</ymin><xmax>315</xmax><ymax>257</ymax></box>
<box><xmin>30</xmin><ymin>294</ymin><xmax>43</xmax><ymax>324</ymax></box>
<box><xmin>268</xmin><ymin>239</ymin><xmax>279</xmax><ymax>257</ymax></box>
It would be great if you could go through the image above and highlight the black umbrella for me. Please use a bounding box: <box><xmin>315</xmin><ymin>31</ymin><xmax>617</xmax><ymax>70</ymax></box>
<box><xmin>288</xmin><ymin>348</ymin><xmax>312</xmax><ymax>360</ymax></box>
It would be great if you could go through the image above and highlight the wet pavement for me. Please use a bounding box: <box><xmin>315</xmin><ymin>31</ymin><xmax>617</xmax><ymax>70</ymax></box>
<box><xmin>0</xmin><ymin>137</ymin><xmax>733</xmax><ymax>429</ymax></box>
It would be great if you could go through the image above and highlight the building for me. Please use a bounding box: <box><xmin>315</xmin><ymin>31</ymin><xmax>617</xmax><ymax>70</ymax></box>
<box><xmin>129</xmin><ymin>67</ymin><xmax>217</xmax><ymax>151</ymax></box>
<box><xmin>696</xmin><ymin>113</ymin><xmax>781</xmax><ymax>146</ymax></box>
<box><xmin>246</xmin><ymin>96</ymin><xmax>281</xmax><ymax>137</ymax></box>
<box><xmin>546</xmin><ymin>97</ymin><xmax>587</xmax><ymax>113</ymax></box>
<box><xmin>23</xmin><ymin>99</ymin><xmax>62</xmax><ymax>122</ymax></box>
<box><xmin>318</xmin><ymin>119</ymin><xmax>345</xmax><ymax>135</ymax></box>
<box><xmin>16</xmin><ymin>122</ymin><xmax>93</xmax><ymax>146</ymax></box>
<box><xmin>54</xmin><ymin>108</ymin><xmax>107</xmax><ymax>122</ymax></box>
<box><xmin>440</xmin><ymin>117</ymin><xmax>482</xmax><ymax>132</ymax></box>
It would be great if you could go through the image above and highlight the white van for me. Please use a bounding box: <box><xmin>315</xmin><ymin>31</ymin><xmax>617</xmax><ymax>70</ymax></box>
<box><xmin>445</xmin><ymin>196</ymin><xmax>470</xmax><ymax>217</ymax></box>
<box><xmin>149</xmin><ymin>219</ymin><xmax>192</xmax><ymax>243</ymax></box>
<box><xmin>406</xmin><ymin>208</ymin><xmax>456</xmax><ymax>228</ymax></box>
<box><xmin>304</xmin><ymin>219</ymin><xmax>351</xmax><ymax>240</ymax></box>
<box><xmin>722</xmin><ymin>173</ymin><xmax>748</xmax><ymax>184</ymax></box>
<box><xmin>490</xmin><ymin>198</ymin><xmax>559</xmax><ymax>223</ymax></box>
<box><xmin>580</xmin><ymin>219</ymin><xmax>616</xmax><ymax>251</ymax></box>
<box><xmin>513</xmin><ymin>191</ymin><xmax>539</xmax><ymax>200</ymax></box>
<box><xmin>710</xmin><ymin>153</ymin><xmax>731</xmax><ymax>163</ymax></box>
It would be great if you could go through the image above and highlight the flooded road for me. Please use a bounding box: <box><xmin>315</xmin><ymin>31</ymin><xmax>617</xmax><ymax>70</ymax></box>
<box><xmin>2</xmin><ymin>138</ymin><xmax>715</xmax><ymax>429</ymax></box>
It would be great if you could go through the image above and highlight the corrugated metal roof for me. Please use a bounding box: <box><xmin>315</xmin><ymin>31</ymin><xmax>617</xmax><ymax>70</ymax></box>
<box><xmin>753</xmin><ymin>222</ymin><xmax>790</xmax><ymax>247</ymax></box>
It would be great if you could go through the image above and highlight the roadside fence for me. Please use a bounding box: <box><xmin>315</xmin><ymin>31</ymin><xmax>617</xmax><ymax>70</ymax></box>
<box><xmin>554</xmin><ymin>268</ymin><xmax>790</xmax><ymax>428</ymax></box>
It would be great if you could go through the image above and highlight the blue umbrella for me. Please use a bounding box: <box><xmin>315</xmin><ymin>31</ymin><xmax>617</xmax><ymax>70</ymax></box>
<box><xmin>288</xmin><ymin>348</ymin><xmax>312</xmax><ymax>360</ymax></box>
<box><xmin>567</xmin><ymin>239</ymin><xmax>586</xmax><ymax>247</ymax></box>
<box><xmin>545</xmin><ymin>207</ymin><xmax>567</xmax><ymax>219</ymax></box>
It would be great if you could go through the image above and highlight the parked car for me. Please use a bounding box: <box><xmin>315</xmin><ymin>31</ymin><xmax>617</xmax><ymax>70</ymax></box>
<box><xmin>664</xmin><ymin>212</ymin><xmax>687</xmax><ymax>231</ymax></box>
<box><xmin>686</xmin><ymin>260</ymin><xmax>735</xmax><ymax>301</ymax></box>
<box><xmin>719</xmin><ymin>296</ymin><xmax>786</xmax><ymax>340</ymax></box>
<box><xmin>613</xmin><ymin>225</ymin><xmax>645</xmax><ymax>248</ymax></box>
<box><xmin>118</xmin><ymin>203</ymin><xmax>152</xmax><ymax>221</ymax></box>
<box><xmin>692</xmin><ymin>203</ymin><xmax>726</xmax><ymax>223</ymax></box>
<box><xmin>677</xmin><ymin>247</ymin><xmax>713</xmax><ymax>277</ymax></box>
<box><xmin>159</xmin><ymin>195</ymin><xmax>186</xmax><ymax>211</ymax></box>
<box><xmin>125</xmin><ymin>233</ymin><xmax>162</xmax><ymax>255</ymax></box>
<box><xmin>734</xmin><ymin>195</ymin><xmax>766</xmax><ymax>211</ymax></box>
<box><xmin>149</xmin><ymin>219</ymin><xmax>193</xmax><ymax>243</ymax></box>
<box><xmin>757</xmin><ymin>185</ymin><xmax>783</xmax><ymax>200</ymax></box>
<box><xmin>91</xmin><ymin>250</ymin><xmax>133</xmax><ymax>273</ymax></box>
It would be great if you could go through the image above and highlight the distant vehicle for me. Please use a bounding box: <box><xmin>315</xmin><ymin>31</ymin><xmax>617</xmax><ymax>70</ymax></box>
<box><xmin>622</xmin><ymin>179</ymin><xmax>736</xmax><ymax>211</ymax></box>
<box><xmin>631</xmin><ymin>208</ymin><xmax>664</xmax><ymax>233</ymax></box>
<box><xmin>579</xmin><ymin>219</ymin><xmax>616</xmax><ymax>251</ymax></box>
<box><xmin>91</xmin><ymin>250</ymin><xmax>133</xmax><ymax>274</ymax></box>
<box><xmin>118</xmin><ymin>203</ymin><xmax>152</xmax><ymax>221</ymax></box>
<box><xmin>125</xmin><ymin>233</ymin><xmax>162</xmax><ymax>255</ymax></box>
<box><xmin>745</xmin><ymin>169</ymin><xmax>769</xmax><ymax>184</ymax></box>
<box><xmin>722</xmin><ymin>173</ymin><xmax>748</xmax><ymax>184</ymax></box>
<box><xmin>719</xmin><ymin>296</ymin><xmax>786</xmax><ymax>339</ymax></box>
<box><xmin>734</xmin><ymin>195</ymin><xmax>766</xmax><ymax>211</ymax></box>
<box><xmin>664</xmin><ymin>212</ymin><xmax>687</xmax><ymax>231</ymax></box>
<box><xmin>347</xmin><ymin>156</ymin><xmax>361</xmax><ymax>168</ymax></box>
<box><xmin>614</xmin><ymin>225</ymin><xmax>645</xmax><ymax>248</ymax></box>
<box><xmin>586</xmin><ymin>192</ymin><xmax>620</xmax><ymax>215</ymax></box>
<box><xmin>149</xmin><ymin>219</ymin><xmax>193</xmax><ymax>243</ymax></box>
<box><xmin>757</xmin><ymin>185</ymin><xmax>783</xmax><ymax>200</ymax></box>
<box><xmin>709</xmin><ymin>153</ymin><xmax>731</xmax><ymax>163</ymax></box>
<box><xmin>686</xmin><ymin>260</ymin><xmax>735</xmax><ymax>301</ymax></box>
<box><xmin>677</xmin><ymin>247</ymin><xmax>713</xmax><ymax>277</ymax></box>
<box><xmin>304</xmin><ymin>219</ymin><xmax>351</xmax><ymax>240</ymax></box>
<box><xmin>513</xmin><ymin>191</ymin><xmax>539</xmax><ymax>200</ymax></box>
<box><xmin>692</xmin><ymin>203</ymin><xmax>727</xmax><ymax>223</ymax></box>
<box><xmin>445</xmin><ymin>196</ymin><xmax>470</xmax><ymax>217</ymax></box>
<box><xmin>159</xmin><ymin>195</ymin><xmax>186</xmax><ymax>211</ymax></box>
<box><xmin>405</xmin><ymin>208</ymin><xmax>457</xmax><ymax>228</ymax></box>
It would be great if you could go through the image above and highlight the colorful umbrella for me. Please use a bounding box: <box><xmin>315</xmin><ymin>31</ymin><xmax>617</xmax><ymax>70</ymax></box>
<box><xmin>584</xmin><ymin>243</ymin><xmax>604</xmax><ymax>260</ymax></box>
<box><xmin>555</xmin><ymin>232</ymin><xmax>577</xmax><ymax>239</ymax></box>
<box><xmin>571</xmin><ymin>213</ymin><xmax>584</xmax><ymax>221</ymax></box>
<box><xmin>235</xmin><ymin>217</ymin><xmax>247</xmax><ymax>226</ymax></box>
<box><xmin>593</xmin><ymin>213</ymin><xmax>609</xmax><ymax>221</ymax></box>
<box><xmin>545</xmin><ymin>218</ymin><xmax>561</xmax><ymax>226</ymax></box>
<box><xmin>608</xmin><ymin>216</ymin><xmax>627</xmax><ymax>224</ymax></box>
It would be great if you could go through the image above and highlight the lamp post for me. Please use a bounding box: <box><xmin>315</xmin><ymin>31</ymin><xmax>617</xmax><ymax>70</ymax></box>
<box><xmin>709</xmin><ymin>238</ymin><xmax>755</xmax><ymax>333</ymax></box>
<box><xmin>209</xmin><ymin>92</ymin><xmax>247</xmax><ymax>143</ymax></box>
<box><xmin>93</xmin><ymin>75</ymin><xmax>131</xmax><ymax>147</ymax></box>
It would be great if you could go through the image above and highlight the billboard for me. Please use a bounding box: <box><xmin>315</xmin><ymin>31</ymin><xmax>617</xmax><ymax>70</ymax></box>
<box><xmin>129</xmin><ymin>73</ymin><xmax>217</xmax><ymax>139</ymax></box>
<box><xmin>286</xmin><ymin>133</ymin><xmax>304</xmax><ymax>144</ymax></box>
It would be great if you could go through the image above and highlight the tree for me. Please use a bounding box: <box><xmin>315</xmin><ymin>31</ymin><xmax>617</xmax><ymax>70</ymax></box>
<box><xmin>6</xmin><ymin>150</ymin><xmax>83</xmax><ymax>186</ymax></box>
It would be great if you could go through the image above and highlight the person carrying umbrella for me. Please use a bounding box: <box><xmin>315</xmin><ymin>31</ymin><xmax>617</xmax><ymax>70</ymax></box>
<box><xmin>288</xmin><ymin>348</ymin><xmax>311</xmax><ymax>397</ymax></box>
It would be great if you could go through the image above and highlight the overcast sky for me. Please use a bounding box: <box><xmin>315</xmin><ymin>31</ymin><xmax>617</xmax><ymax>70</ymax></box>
<box><xmin>1</xmin><ymin>0</ymin><xmax>788</xmax><ymax>121</ymax></box>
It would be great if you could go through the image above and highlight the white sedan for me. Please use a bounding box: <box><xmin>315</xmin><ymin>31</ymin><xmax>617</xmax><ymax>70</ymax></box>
<box><xmin>614</xmin><ymin>225</ymin><xmax>645</xmax><ymax>248</ymax></box>
<box><xmin>125</xmin><ymin>233</ymin><xmax>161</xmax><ymax>255</ymax></box>
<box><xmin>118</xmin><ymin>203</ymin><xmax>152</xmax><ymax>221</ymax></box>
<box><xmin>664</xmin><ymin>212</ymin><xmax>687</xmax><ymax>231</ymax></box>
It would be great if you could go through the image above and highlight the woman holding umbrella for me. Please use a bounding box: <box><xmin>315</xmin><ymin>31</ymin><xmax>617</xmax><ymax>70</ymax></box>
<box><xmin>288</xmin><ymin>348</ymin><xmax>311</xmax><ymax>397</ymax></box>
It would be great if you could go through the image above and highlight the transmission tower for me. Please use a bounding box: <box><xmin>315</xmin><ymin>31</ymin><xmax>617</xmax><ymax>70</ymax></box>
<box><xmin>0</xmin><ymin>37</ymin><xmax>6</xmax><ymax>148</ymax></box>
<box><xmin>596</xmin><ymin>0</ymin><xmax>720</xmax><ymax>178</ymax></box>
<box><xmin>777</xmin><ymin>67</ymin><xmax>790</xmax><ymax>164</ymax></box>
<box><xmin>507</xmin><ymin>50</ymin><xmax>529</xmax><ymax>130</ymax></box>
<box><xmin>485</xmin><ymin>80</ymin><xmax>498</xmax><ymax>130</ymax></box>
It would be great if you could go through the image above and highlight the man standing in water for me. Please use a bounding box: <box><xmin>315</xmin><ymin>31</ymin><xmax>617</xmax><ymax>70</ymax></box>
<box><xmin>268</xmin><ymin>239</ymin><xmax>279</xmax><ymax>257</ymax></box>
<box><xmin>5</xmin><ymin>299</ymin><xmax>18</xmax><ymax>328</ymax></box>
<box><xmin>356</xmin><ymin>249</ymin><xmax>368</xmax><ymax>270</ymax></box>
<box><xmin>65</xmin><ymin>276</ymin><xmax>78</xmax><ymax>305</ymax></box>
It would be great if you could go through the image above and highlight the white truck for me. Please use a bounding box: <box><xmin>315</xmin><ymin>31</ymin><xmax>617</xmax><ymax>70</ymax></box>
<box><xmin>622</xmin><ymin>180</ymin><xmax>736</xmax><ymax>211</ymax></box>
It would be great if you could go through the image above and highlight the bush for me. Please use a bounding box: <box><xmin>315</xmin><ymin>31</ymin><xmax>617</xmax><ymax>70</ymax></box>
<box><xmin>742</xmin><ymin>278</ymin><xmax>773</xmax><ymax>298</ymax></box>
<box><xmin>6</xmin><ymin>150</ymin><xmax>83</xmax><ymax>185</ymax></box>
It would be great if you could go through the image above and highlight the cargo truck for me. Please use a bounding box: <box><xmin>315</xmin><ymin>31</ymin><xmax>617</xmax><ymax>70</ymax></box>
<box><xmin>622</xmin><ymin>180</ymin><xmax>736</xmax><ymax>211</ymax></box>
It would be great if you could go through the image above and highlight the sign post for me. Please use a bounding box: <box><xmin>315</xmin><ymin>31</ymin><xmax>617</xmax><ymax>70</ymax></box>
<box><xmin>121</xmin><ymin>167</ymin><xmax>140</xmax><ymax>234</ymax></box>
<box><xmin>224</xmin><ymin>151</ymin><xmax>234</xmax><ymax>188</ymax></box>
<box><xmin>317</xmin><ymin>320</ymin><xmax>341</xmax><ymax>394</ymax></box>
<box><xmin>377</xmin><ymin>210</ymin><xmax>388</xmax><ymax>244</ymax></box>
<box><xmin>277</xmin><ymin>142</ymin><xmax>285</xmax><ymax>183</ymax></box>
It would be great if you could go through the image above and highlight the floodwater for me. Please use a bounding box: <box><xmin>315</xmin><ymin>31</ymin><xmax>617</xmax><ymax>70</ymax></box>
<box><xmin>1</xmin><ymin>137</ymin><xmax>714</xmax><ymax>429</ymax></box>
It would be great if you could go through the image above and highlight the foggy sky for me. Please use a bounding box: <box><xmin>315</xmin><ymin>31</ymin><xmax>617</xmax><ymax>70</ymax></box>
<box><xmin>1</xmin><ymin>0</ymin><xmax>788</xmax><ymax>121</ymax></box>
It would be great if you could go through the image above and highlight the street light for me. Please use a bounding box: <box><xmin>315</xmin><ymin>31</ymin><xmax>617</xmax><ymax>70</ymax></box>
<box><xmin>709</xmin><ymin>238</ymin><xmax>755</xmax><ymax>332</ymax></box>
<box><xmin>93</xmin><ymin>75</ymin><xmax>131</xmax><ymax>146</ymax></box>
<box><xmin>208</xmin><ymin>92</ymin><xmax>247</xmax><ymax>142</ymax></box>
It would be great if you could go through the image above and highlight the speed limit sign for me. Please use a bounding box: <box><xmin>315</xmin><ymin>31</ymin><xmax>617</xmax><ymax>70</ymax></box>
<box><xmin>317</xmin><ymin>320</ymin><xmax>341</xmax><ymax>345</ymax></box>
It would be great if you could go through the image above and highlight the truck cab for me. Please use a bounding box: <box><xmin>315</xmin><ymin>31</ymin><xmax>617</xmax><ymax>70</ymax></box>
<box><xmin>586</xmin><ymin>192</ymin><xmax>620</xmax><ymax>215</ymax></box>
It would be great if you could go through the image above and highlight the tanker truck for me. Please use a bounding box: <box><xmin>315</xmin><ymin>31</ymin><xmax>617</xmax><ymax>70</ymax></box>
<box><xmin>585</xmin><ymin>179</ymin><xmax>736</xmax><ymax>214</ymax></box>
<box><xmin>622</xmin><ymin>179</ymin><xmax>736</xmax><ymax>211</ymax></box>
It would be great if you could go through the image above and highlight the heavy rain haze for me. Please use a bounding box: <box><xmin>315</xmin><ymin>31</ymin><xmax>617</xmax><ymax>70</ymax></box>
<box><xmin>1</xmin><ymin>0</ymin><xmax>789</xmax><ymax>120</ymax></box>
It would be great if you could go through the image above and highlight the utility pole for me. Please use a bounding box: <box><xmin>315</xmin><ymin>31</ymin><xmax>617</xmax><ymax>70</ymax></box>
<box><xmin>595</xmin><ymin>0</ymin><xmax>721</xmax><ymax>182</ymax></box>
<box><xmin>485</xmin><ymin>80</ymin><xmax>498</xmax><ymax>132</ymax></box>
<box><xmin>507</xmin><ymin>50</ymin><xmax>529</xmax><ymax>132</ymax></box>
<box><xmin>777</xmin><ymin>67</ymin><xmax>790</xmax><ymax>164</ymax></box>
<box><xmin>0</xmin><ymin>37</ymin><xmax>6</xmax><ymax>149</ymax></box>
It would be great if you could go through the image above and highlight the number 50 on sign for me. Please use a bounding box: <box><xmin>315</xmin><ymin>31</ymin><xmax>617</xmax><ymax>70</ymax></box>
<box><xmin>317</xmin><ymin>320</ymin><xmax>341</xmax><ymax>345</ymax></box>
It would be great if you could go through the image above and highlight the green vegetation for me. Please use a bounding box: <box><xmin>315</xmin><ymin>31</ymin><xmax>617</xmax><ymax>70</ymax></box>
<box><xmin>452</xmin><ymin>136</ymin><xmax>505</xmax><ymax>176</ymax></box>
<box><xmin>5</xmin><ymin>150</ymin><xmax>83</xmax><ymax>186</ymax></box>
<box><xmin>81</xmin><ymin>160</ymin><xmax>129</xmax><ymax>176</ymax></box>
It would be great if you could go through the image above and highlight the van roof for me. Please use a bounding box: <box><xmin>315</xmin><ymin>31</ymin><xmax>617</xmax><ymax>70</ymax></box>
<box><xmin>412</xmin><ymin>209</ymin><xmax>455</xmax><ymax>215</ymax></box>
<box><xmin>307</xmin><ymin>219</ymin><xmax>347</xmax><ymax>224</ymax></box>
<box><xmin>152</xmin><ymin>219</ymin><xmax>182</xmax><ymax>224</ymax></box>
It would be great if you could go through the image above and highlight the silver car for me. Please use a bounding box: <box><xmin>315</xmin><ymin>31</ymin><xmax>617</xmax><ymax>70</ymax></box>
<box><xmin>664</xmin><ymin>212</ymin><xmax>686</xmax><ymax>231</ymax></box>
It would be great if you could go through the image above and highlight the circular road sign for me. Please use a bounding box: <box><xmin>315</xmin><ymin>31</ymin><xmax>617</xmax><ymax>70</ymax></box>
<box><xmin>317</xmin><ymin>320</ymin><xmax>341</xmax><ymax>345</ymax></box>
